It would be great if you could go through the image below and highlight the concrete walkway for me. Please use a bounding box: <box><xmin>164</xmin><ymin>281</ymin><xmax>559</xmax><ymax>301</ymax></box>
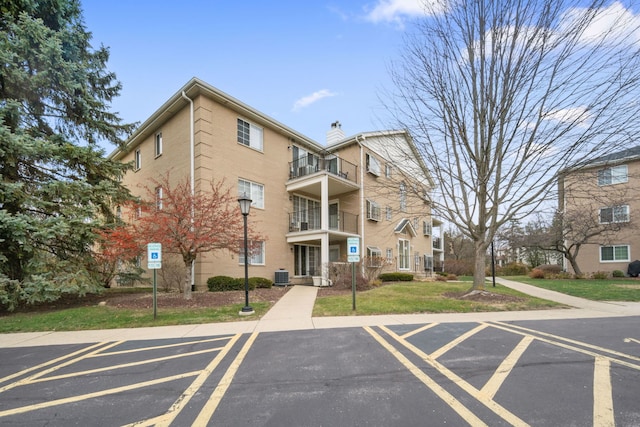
<box><xmin>2</xmin><ymin>280</ymin><xmax>640</xmax><ymax>348</ymax></box>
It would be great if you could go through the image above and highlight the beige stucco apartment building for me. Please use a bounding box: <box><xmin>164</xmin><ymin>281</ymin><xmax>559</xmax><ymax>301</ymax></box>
<box><xmin>111</xmin><ymin>78</ymin><xmax>443</xmax><ymax>290</ymax></box>
<box><xmin>559</xmin><ymin>146</ymin><xmax>640</xmax><ymax>275</ymax></box>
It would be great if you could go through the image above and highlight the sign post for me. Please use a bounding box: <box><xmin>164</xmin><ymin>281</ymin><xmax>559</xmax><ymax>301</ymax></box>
<box><xmin>147</xmin><ymin>243</ymin><xmax>162</xmax><ymax>320</ymax></box>
<box><xmin>347</xmin><ymin>237</ymin><xmax>360</xmax><ymax>311</ymax></box>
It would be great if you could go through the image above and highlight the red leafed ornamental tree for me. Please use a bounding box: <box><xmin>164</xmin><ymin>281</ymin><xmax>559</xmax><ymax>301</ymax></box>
<box><xmin>93</xmin><ymin>227</ymin><xmax>142</xmax><ymax>288</ymax></box>
<box><xmin>118</xmin><ymin>173</ymin><xmax>263</xmax><ymax>299</ymax></box>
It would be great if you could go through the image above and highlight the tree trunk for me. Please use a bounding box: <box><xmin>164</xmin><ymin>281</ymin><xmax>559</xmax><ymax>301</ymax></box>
<box><xmin>472</xmin><ymin>240</ymin><xmax>487</xmax><ymax>291</ymax></box>
<box><xmin>183</xmin><ymin>261</ymin><xmax>193</xmax><ymax>300</ymax></box>
<box><xmin>566</xmin><ymin>254</ymin><xmax>582</xmax><ymax>277</ymax></box>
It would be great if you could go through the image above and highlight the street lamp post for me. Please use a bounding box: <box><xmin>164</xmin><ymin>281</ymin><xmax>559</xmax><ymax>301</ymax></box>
<box><xmin>238</xmin><ymin>193</ymin><xmax>254</xmax><ymax>315</ymax></box>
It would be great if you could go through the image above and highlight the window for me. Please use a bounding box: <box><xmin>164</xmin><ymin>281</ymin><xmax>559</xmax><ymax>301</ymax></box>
<box><xmin>386</xmin><ymin>206</ymin><xmax>392</xmax><ymax>221</ymax></box>
<box><xmin>116</xmin><ymin>206</ymin><xmax>121</xmax><ymax>219</ymax></box>
<box><xmin>386</xmin><ymin>248</ymin><xmax>393</xmax><ymax>264</ymax></box>
<box><xmin>155</xmin><ymin>132</ymin><xmax>162</xmax><ymax>157</ymax></box>
<box><xmin>237</xmin><ymin>118</ymin><xmax>263</xmax><ymax>151</ymax></box>
<box><xmin>399</xmin><ymin>182</ymin><xmax>407</xmax><ymax>212</ymax></box>
<box><xmin>598</xmin><ymin>165</ymin><xmax>627</xmax><ymax>186</ymax></box>
<box><xmin>134</xmin><ymin>149</ymin><xmax>141</xmax><ymax>170</ymax></box>
<box><xmin>238</xmin><ymin>179</ymin><xmax>264</xmax><ymax>209</ymax></box>
<box><xmin>366</xmin><ymin>153</ymin><xmax>381</xmax><ymax>176</ymax></box>
<box><xmin>423</xmin><ymin>221</ymin><xmax>432</xmax><ymax>235</ymax></box>
<box><xmin>398</xmin><ymin>239</ymin><xmax>410</xmax><ymax>270</ymax></box>
<box><xmin>600</xmin><ymin>205</ymin><xmax>629</xmax><ymax>224</ymax></box>
<box><xmin>385</xmin><ymin>164</ymin><xmax>392</xmax><ymax>178</ymax></box>
<box><xmin>240</xmin><ymin>241</ymin><xmax>265</xmax><ymax>265</ymax></box>
<box><xmin>155</xmin><ymin>187</ymin><xmax>163</xmax><ymax>210</ymax></box>
<box><xmin>600</xmin><ymin>245</ymin><xmax>629</xmax><ymax>262</ymax></box>
<box><xmin>367</xmin><ymin>246</ymin><xmax>383</xmax><ymax>267</ymax></box>
<box><xmin>366</xmin><ymin>200</ymin><xmax>380</xmax><ymax>221</ymax></box>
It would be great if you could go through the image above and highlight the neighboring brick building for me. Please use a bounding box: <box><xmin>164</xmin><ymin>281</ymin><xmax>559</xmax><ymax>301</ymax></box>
<box><xmin>559</xmin><ymin>146</ymin><xmax>640</xmax><ymax>275</ymax></box>
<box><xmin>110</xmin><ymin>78</ymin><xmax>443</xmax><ymax>289</ymax></box>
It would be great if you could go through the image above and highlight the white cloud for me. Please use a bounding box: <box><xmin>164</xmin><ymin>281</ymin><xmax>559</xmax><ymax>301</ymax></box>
<box><xmin>560</xmin><ymin>1</ymin><xmax>640</xmax><ymax>46</ymax></box>
<box><xmin>544</xmin><ymin>107</ymin><xmax>591</xmax><ymax>126</ymax></box>
<box><xmin>364</xmin><ymin>0</ymin><xmax>445</xmax><ymax>26</ymax></box>
<box><xmin>292</xmin><ymin>89</ymin><xmax>337</xmax><ymax>112</ymax></box>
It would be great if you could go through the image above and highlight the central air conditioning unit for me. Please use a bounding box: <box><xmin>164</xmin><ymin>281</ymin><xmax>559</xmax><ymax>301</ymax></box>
<box><xmin>274</xmin><ymin>270</ymin><xmax>289</xmax><ymax>286</ymax></box>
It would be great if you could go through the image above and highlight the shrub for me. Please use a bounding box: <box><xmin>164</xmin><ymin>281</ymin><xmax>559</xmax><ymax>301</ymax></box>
<box><xmin>536</xmin><ymin>264</ymin><xmax>562</xmax><ymax>274</ymax></box>
<box><xmin>249</xmin><ymin>277</ymin><xmax>273</xmax><ymax>289</ymax></box>
<box><xmin>612</xmin><ymin>270</ymin><xmax>625</xmax><ymax>278</ymax></box>
<box><xmin>379</xmin><ymin>272</ymin><xmax>414</xmax><ymax>282</ymax></box>
<box><xmin>529</xmin><ymin>268</ymin><xmax>545</xmax><ymax>279</ymax></box>
<box><xmin>434</xmin><ymin>275</ymin><xmax>447</xmax><ymax>282</ymax></box>
<box><xmin>444</xmin><ymin>259</ymin><xmax>474</xmax><ymax>276</ymax></box>
<box><xmin>207</xmin><ymin>276</ymin><xmax>245</xmax><ymax>292</ymax></box>
<box><xmin>446</xmin><ymin>274</ymin><xmax>458</xmax><ymax>281</ymax></box>
<box><xmin>499</xmin><ymin>262</ymin><xmax>529</xmax><ymax>276</ymax></box>
<box><xmin>591</xmin><ymin>271</ymin><xmax>609</xmax><ymax>280</ymax></box>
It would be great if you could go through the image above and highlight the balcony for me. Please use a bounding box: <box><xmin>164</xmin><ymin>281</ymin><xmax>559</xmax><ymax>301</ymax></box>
<box><xmin>289</xmin><ymin>209</ymin><xmax>358</xmax><ymax>234</ymax></box>
<box><xmin>289</xmin><ymin>157</ymin><xmax>358</xmax><ymax>184</ymax></box>
<box><xmin>433</xmin><ymin>237</ymin><xmax>442</xmax><ymax>250</ymax></box>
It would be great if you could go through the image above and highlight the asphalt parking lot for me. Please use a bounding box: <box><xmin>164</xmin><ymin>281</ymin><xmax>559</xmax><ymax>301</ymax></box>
<box><xmin>1</xmin><ymin>316</ymin><xmax>639</xmax><ymax>426</ymax></box>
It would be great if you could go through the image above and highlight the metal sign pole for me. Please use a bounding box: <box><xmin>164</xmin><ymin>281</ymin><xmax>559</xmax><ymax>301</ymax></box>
<box><xmin>352</xmin><ymin>262</ymin><xmax>356</xmax><ymax>311</ymax></box>
<box><xmin>153</xmin><ymin>269</ymin><xmax>157</xmax><ymax>320</ymax></box>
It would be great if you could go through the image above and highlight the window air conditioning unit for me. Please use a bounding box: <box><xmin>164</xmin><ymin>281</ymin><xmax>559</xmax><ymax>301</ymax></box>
<box><xmin>300</xmin><ymin>221</ymin><xmax>309</xmax><ymax>230</ymax></box>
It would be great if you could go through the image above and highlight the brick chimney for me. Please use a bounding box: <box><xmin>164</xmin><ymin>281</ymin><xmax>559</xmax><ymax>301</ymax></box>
<box><xmin>326</xmin><ymin>121</ymin><xmax>345</xmax><ymax>145</ymax></box>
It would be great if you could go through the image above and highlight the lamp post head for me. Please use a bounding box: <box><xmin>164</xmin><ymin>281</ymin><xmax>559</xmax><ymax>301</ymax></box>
<box><xmin>238</xmin><ymin>192</ymin><xmax>252</xmax><ymax>216</ymax></box>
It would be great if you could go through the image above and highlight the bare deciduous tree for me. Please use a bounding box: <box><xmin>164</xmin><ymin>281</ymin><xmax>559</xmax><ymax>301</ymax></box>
<box><xmin>384</xmin><ymin>0</ymin><xmax>640</xmax><ymax>291</ymax></box>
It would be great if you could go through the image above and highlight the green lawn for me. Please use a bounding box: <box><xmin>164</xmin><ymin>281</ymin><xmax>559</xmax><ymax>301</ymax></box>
<box><xmin>313</xmin><ymin>281</ymin><xmax>563</xmax><ymax>317</ymax></box>
<box><xmin>0</xmin><ymin>302</ymin><xmax>270</xmax><ymax>333</ymax></box>
<box><xmin>506</xmin><ymin>276</ymin><xmax>640</xmax><ymax>301</ymax></box>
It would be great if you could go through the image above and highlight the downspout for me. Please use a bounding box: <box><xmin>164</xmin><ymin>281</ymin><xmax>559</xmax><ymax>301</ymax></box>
<box><xmin>181</xmin><ymin>91</ymin><xmax>195</xmax><ymax>290</ymax></box>
<box><xmin>356</xmin><ymin>134</ymin><xmax>366</xmax><ymax>260</ymax></box>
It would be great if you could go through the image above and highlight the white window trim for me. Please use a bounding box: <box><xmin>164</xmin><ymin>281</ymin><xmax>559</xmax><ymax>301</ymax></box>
<box><xmin>398</xmin><ymin>238</ymin><xmax>410</xmax><ymax>270</ymax></box>
<box><xmin>366</xmin><ymin>153</ymin><xmax>381</xmax><ymax>176</ymax></box>
<box><xmin>155</xmin><ymin>187</ymin><xmax>163</xmax><ymax>210</ymax></box>
<box><xmin>134</xmin><ymin>149</ymin><xmax>141</xmax><ymax>171</ymax></box>
<box><xmin>598</xmin><ymin>165</ymin><xmax>628</xmax><ymax>186</ymax></box>
<box><xmin>155</xmin><ymin>132</ymin><xmax>163</xmax><ymax>157</ymax></box>
<box><xmin>599</xmin><ymin>205</ymin><xmax>629</xmax><ymax>224</ymax></box>
<box><xmin>238</xmin><ymin>179</ymin><xmax>265</xmax><ymax>209</ymax></box>
<box><xmin>237</xmin><ymin>118</ymin><xmax>264</xmax><ymax>151</ymax></box>
<box><xmin>599</xmin><ymin>245</ymin><xmax>630</xmax><ymax>262</ymax></box>
<box><xmin>240</xmin><ymin>241</ymin><xmax>265</xmax><ymax>265</ymax></box>
<box><xmin>366</xmin><ymin>199</ymin><xmax>381</xmax><ymax>221</ymax></box>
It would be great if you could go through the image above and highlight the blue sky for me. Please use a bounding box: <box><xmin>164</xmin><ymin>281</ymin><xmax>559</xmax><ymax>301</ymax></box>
<box><xmin>81</xmin><ymin>0</ymin><xmax>424</xmax><ymax>149</ymax></box>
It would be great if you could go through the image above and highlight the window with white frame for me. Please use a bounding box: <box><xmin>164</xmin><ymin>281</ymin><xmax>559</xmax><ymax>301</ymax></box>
<box><xmin>366</xmin><ymin>153</ymin><xmax>381</xmax><ymax>176</ymax></box>
<box><xmin>385</xmin><ymin>164</ymin><xmax>392</xmax><ymax>178</ymax></box>
<box><xmin>238</xmin><ymin>179</ymin><xmax>264</xmax><ymax>209</ymax></box>
<box><xmin>367</xmin><ymin>246</ymin><xmax>383</xmax><ymax>267</ymax></box>
<box><xmin>600</xmin><ymin>205</ymin><xmax>629</xmax><ymax>224</ymax></box>
<box><xmin>598</xmin><ymin>165</ymin><xmax>627</xmax><ymax>186</ymax></box>
<box><xmin>366</xmin><ymin>199</ymin><xmax>380</xmax><ymax>221</ymax></box>
<box><xmin>423</xmin><ymin>221</ymin><xmax>432</xmax><ymax>235</ymax></box>
<box><xmin>155</xmin><ymin>187</ymin><xmax>163</xmax><ymax>210</ymax></box>
<box><xmin>155</xmin><ymin>132</ymin><xmax>162</xmax><ymax>157</ymax></box>
<box><xmin>398</xmin><ymin>239</ymin><xmax>410</xmax><ymax>270</ymax></box>
<box><xmin>237</xmin><ymin>118</ymin><xmax>263</xmax><ymax>151</ymax></box>
<box><xmin>399</xmin><ymin>182</ymin><xmax>407</xmax><ymax>212</ymax></box>
<box><xmin>386</xmin><ymin>206</ymin><xmax>392</xmax><ymax>221</ymax></box>
<box><xmin>600</xmin><ymin>245</ymin><xmax>629</xmax><ymax>262</ymax></box>
<box><xmin>239</xmin><ymin>241</ymin><xmax>265</xmax><ymax>265</ymax></box>
<box><xmin>134</xmin><ymin>149</ymin><xmax>141</xmax><ymax>170</ymax></box>
<box><xmin>386</xmin><ymin>248</ymin><xmax>393</xmax><ymax>264</ymax></box>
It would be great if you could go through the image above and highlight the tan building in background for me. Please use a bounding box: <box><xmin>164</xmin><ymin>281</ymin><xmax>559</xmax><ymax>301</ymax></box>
<box><xmin>111</xmin><ymin>78</ymin><xmax>443</xmax><ymax>290</ymax></box>
<box><xmin>559</xmin><ymin>146</ymin><xmax>640</xmax><ymax>275</ymax></box>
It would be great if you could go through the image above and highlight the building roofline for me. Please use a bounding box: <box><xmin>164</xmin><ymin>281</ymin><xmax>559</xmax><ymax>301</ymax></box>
<box><xmin>109</xmin><ymin>77</ymin><xmax>322</xmax><ymax>160</ymax></box>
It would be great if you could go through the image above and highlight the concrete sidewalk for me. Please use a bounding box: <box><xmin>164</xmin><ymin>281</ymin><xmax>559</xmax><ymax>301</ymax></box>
<box><xmin>2</xmin><ymin>280</ymin><xmax>640</xmax><ymax>348</ymax></box>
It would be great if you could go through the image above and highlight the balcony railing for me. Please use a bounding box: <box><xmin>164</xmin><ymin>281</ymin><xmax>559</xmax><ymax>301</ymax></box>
<box><xmin>433</xmin><ymin>237</ymin><xmax>442</xmax><ymax>250</ymax></box>
<box><xmin>289</xmin><ymin>156</ymin><xmax>358</xmax><ymax>184</ymax></box>
<box><xmin>289</xmin><ymin>209</ymin><xmax>358</xmax><ymax>234</ymax></box>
